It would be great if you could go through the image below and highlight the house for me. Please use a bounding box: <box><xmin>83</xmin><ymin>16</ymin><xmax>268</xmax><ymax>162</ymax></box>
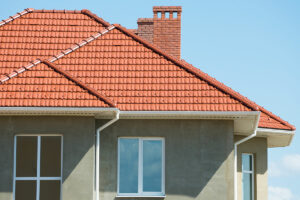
<box><xmin>0</xmin><ymin>6</ymin><xmax>296</xmax><ymax>200</ymax></box>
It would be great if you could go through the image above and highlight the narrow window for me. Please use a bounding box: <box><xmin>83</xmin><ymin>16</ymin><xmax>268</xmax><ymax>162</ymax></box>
<box><xmin>118</xmin><ymin>138</ymin><xmax>164</xmax><ymax>197</ymax></box>
<box><xmin>14</xmin><ymin>135</ymin><xmax>62</xmax><ymax>200</ymax></box>
<box><xmin>242</xmin><ymin>153</ymin><xmax>254</xmax><ymax>200</ymax></box>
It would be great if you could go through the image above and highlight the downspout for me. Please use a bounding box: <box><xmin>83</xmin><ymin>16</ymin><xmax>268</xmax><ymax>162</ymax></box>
<box><xmin>234</xmin><ymin>113</ymin><xmax>260</xmax><ymax>200</ymax></box>
<box><xmin>96</xmin><ymin>110</ymin><xmax>120</xmax><ymax>200</ymax></box>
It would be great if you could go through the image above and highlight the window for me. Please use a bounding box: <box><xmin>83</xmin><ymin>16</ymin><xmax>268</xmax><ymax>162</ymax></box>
<box><xmin>242</xmin><ymin>153</ymin><xmax>254</xmax><ymax>200</ymax></box>
<box><xmin>117</xmin><ymin>138</ymin><xmax>165</xmax><ymax>197</ymax></box>
<box><xmin>13</xmin><ymin>135</ymin><xmax>62</xmax><ymax>200</ymax></box>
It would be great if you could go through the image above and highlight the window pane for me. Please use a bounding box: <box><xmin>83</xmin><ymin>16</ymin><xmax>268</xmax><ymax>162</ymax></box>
<box><xmin>15</xmin><ymin>180</ymin><xmax>36</xmax><ymax>200</ymax></box>
<box><xmin>119</xmin><ymin>138</ymin><xmax>139</xmax><ymax>193</ymax></box>
<box><xmin>40</xmin><ymin>136</ymin><xmax>61</xmax><ymax>177</ymax></box>
<box><xmin>143</xmin><ymin>140</ymin><xmax>162</xmax><ymax>192</ymax></box>
<box><xmin>16</xmin><ymin>136</ymin><xmax>37</xmax><ymax>177</ymax></box>
<box><xmin>40</xmin><ymin>180</ymin><xmax>60</xmax><ymax>200</ymax></box>
<box><xmin>242</xmin><ymin>154</ymin><xmax>252</xmax><ymax>171</ymax></box>
<box><xmin>243</xmin><ymin>173</ymin><xmax>253</xmax><ymax>200</ymax></box>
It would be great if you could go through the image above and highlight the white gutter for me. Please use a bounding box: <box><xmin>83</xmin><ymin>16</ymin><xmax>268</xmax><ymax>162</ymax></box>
<box><xmin>0</xmin><ymin>107</ymin><xmax>118</xmax><ymax>116</ymax></box>
<box><xmin>96</xmin><ymin>110</ymin><xmax>120</xmax><ymax>200</ymax></box>
<box><xmin>119</xmin><ymin>111</ymin><xmax>259</xmax><ymax>118</ymax></box>
<box><xmin>234</xmin><ymin>112</ymin><xmax>260</xmax><ymax>200</ymax></box>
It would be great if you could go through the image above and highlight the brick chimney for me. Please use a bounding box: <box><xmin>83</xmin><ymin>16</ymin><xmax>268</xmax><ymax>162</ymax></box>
<box><xmin>136</xmin><ymin>6</ymin><xmax>182</xmax><ymax>59</ymax></box>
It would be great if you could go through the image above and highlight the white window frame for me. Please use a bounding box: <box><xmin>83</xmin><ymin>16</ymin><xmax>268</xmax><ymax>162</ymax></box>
<box><xmin>242</xmin><ymin>153</ymin><xmax>254</xmax><ymax>200</ymax></box>
<box><xmin>13</xmin><ymin>134</ymin><xmax>63</xmax><ymax>200</ymax></box>
<box><xmin>117</xmin><ymin>137</ymin><xmax>165</xmax><ymax>197</ymax></box>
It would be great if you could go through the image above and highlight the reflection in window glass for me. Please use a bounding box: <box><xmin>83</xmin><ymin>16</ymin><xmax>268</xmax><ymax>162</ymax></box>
<box><xmin>119</xmin><ymin>138</ymin><xmax>139</xmax><ymax>193</ymax></box>
<box><xmin>40</xmin><ymin>180</ymin><xmax>60</xmax><ymax>200</ymax></box>
<box><xmin>15</xmin><ymin>180</ymin><xmax>36</xmax><ymax>200</ymax></box>
<box><xmin>41</xmin><ymin>136</ymin><xmax>61</xmax><ymax>177</ymax></box>
<box><xmin>143</xmin><ymin>140</ymin><xmax>162</xmax><ymax>192</ymax></box>
<box><xmin>14</xmin><ymin>136</ymin><xmax>62</xmax><ymax>200</ymax></box>
<box><xmin>242</xmin><ymin>154</ymin><xmax>252</xmax><ymax>171</ymax></box>
<box><xmin>242</xmin><ymin>154</ymin><xmax>254</xmax><ymax>200</ymax></box>
<box><xmin>118</xmin><ymin>138</ymin><xmax>164</xmax><ymax>196</ymax></box>
<box><xmin>16</xmin><ymin>137</ymin><xmax>37</xmax><ymax>177</ymax></box>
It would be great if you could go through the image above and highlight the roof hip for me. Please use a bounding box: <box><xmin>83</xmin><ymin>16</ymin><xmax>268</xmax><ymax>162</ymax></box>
<box><xmin>42</xmin><ymin>60</ymin><xmax>116</xmax><ymax>107</ymax></box>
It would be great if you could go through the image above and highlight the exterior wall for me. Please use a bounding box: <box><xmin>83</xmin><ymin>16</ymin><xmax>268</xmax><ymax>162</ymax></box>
<box><xmin>235</xmin><ymin>136</ymin><xmax>268</xmax><ymax>200</ymax></box>
<box><xmin>0</xmin><ymin>116</ymin><xmax>95</xmax><ymax>200</ymax></box>
<box><xmin>98</xmin><ymin>119</ymin><xmax>234</xmax><ymax>200</ymax></box>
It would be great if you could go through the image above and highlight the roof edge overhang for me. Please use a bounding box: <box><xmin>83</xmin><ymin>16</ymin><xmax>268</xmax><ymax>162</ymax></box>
<box><xmin>117</xmin><ymin>111</ymin><xmax>260</xmax><ymax>136</ymax></box>
<box><xmin>257</xmin><ymin>127</ymin><xmax>295</xmax><ymax>148</ymax></box>
<box><xmin>0</xmin><ymin>107</ymin><xmax>119</xmax><ymax>117</ymax></box>
<box><xmin>2</xmin><ymin>108</ymin><xmax>290</xmax><ymax>147</ymax></box>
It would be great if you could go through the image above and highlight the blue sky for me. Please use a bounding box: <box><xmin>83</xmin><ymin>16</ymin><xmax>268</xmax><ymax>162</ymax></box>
<box><xmin>1</xmin><ymin>0</ymin><xmax>299</xmax><ymax>199</ymax></box>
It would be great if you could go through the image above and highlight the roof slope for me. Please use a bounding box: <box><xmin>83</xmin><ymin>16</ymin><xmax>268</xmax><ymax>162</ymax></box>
<box><xmin>0</xmin><ymin>9</ymin><xmax>295</xmax><ymax>130</ymax></box>
<box><xmin>0</xmin><ymin>8</ymin><xmax>109</xmax><ymax>75</ymax></box>
<box><xmin>0</xmin><ymin>60</ymin><xmax>113</xmax><ymax>107</ymax></box>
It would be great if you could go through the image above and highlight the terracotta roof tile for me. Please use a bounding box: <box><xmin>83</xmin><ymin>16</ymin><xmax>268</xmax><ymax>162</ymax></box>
<box><xmin>0</xmin><ymin>9</ymin><xmax>295</xmax><ymax>131</ymax></box>
<box><xmin>0</xmin><ymin>8</ymin><xmax>109</xmax><ymax>75</ymax></box>
<box><xmin>0</xmin><ymin>61</ymin><xmax>112</xmax><ymax>107</ymax></box>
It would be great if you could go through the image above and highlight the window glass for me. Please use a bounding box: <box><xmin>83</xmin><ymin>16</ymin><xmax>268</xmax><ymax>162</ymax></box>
<box><xmin>15</xmin><ymin>180</ymin><xmax>36</xmax><ymax>200</ymax></box>
<box><xmin>242</xmin><ymin>154</ymin><xmax>254</xmax><ymax>200</ymax></box>
<box><xmin>40</xmin><ymin>180</ymin><xmax>60</xmax><ymax>200</ymax></box>
<box><xmin>41</xmin><ymin>136</ymin><xmax>61</xmax><ymax>177</ymax></box>
<box><xmin>143</xmin><ymin>140</ymin><xmax>162</xmax><ymax>192</ymax></box>
<box><xmin>14</xmin><ymin>136</ymin><xmax>62</xmax><ymax>200</ymax></box>
<box><xmin>242</xmin><ymin>173</ymin><xmax>253</xmax><ymax>200</ymax></box>
<box><xmin>16</xmin><ymin>136</ymin><xmax>37</xmax><ymax>177</ymax></box>
<box><xmin>119</xmin><ymin>138</ymin><xmax>139</xmax><ymax>193</ymax></box>
<box><xmin>242</xmin><ymin>154</ymin><xmax>252</xmax><ymax>171</ymax></box>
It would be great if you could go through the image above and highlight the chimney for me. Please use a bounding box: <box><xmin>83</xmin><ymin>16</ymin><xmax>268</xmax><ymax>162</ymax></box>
<box><xmin>137</xmin><ymin>6</ymin><xmax>182</xmax><ymax>59</ymax></box>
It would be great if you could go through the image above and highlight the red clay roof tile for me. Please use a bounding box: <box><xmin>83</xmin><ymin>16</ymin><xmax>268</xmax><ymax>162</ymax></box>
<box><xmin>0</xmin><ymin>8</ymin><xmax>295</xmax><ymax>131</ymax></box>
<box><xmin>0</xmin><ymin>61</ymin><xmax>112</xmax><ymax>107</ymax></box>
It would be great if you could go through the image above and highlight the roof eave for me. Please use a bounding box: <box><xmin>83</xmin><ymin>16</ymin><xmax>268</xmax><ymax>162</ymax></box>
<box><xmin>257</xmin><ymin>127</ymin><xmax>295</xmax><ymax>148</ymax></box>
<box><xmin>0</xmin><ymin>107</ymin><xmax>119</xmax><ymax>118</ymax></box>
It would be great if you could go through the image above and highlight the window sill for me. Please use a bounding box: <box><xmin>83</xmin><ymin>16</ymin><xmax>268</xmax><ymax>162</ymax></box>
<box><xmin>116</xmin><ymin>195</ymin><xmax>166</xmax><ymax>198</ymax></box>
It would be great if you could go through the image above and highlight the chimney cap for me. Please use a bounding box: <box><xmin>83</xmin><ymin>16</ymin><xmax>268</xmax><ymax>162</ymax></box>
<box><xmin>153</xmin><ymin>6</ymin><xmax>182</xmax><ymax>12</ymax></box>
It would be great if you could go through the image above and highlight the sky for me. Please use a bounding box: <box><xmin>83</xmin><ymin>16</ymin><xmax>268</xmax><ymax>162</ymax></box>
<box><xmin>1</xmin><ymin>0</ymin><xmax>299</xmax><ymax>199</ymax></box>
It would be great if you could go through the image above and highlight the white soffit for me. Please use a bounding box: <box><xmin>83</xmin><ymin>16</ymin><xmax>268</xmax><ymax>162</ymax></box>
<box><xmin>257</xmin><ymin>128</ymin><xmax>295</xmax><ymax>148</ymax></box>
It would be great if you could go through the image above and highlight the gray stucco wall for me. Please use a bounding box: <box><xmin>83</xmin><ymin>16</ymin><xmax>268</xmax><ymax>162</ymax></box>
<box><xmin>0</xmin><ymin>116</ymin><xmax>268</xmax><ymax>200</ymax></box>
<box><xmin>0</xmin><ymin>116</ymin><xmax>95</xmax><ymax>200</ymax></box>
<box><xmin>98</xmin><ymin>119</ymin><xmax>234</xmax><ymax>200</ymax></box>
<box><xmin>235</xmin><ymin>136</ymin><xmax>268</xmax><ymax>200</ymax></box>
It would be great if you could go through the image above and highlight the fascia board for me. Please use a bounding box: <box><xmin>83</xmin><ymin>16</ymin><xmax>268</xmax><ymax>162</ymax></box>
<box><xmin>0</xmin><ymin>107</ymin><xmax>119</xmax><ymax>116</ymax></box>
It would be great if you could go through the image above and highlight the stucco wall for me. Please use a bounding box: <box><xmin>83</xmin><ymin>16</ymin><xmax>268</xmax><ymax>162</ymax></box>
<box><xmin>98</xmin><ymin>119</ymin><xmax>234</xmax><ymax>200</ymax></box>
<box><xmin>0</xmin><ymin>116</ymin><xmax>95</xmax><ymax>200</ymax></box>
<box><xmin>235</xmin><ymin>136</ymin><xmax>268</xmax><ymax>200</ymax></box>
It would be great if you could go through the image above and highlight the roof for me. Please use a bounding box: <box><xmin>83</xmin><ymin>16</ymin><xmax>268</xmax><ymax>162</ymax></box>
<box><xmin>0</xmin><ymin>60</ymin><xmax>114</xmax><ymax>107</ymax></box>
<box><xmin>0</xmin><ymin>8</ymin><xmax>295</xmax><ymax>130</ymax></box>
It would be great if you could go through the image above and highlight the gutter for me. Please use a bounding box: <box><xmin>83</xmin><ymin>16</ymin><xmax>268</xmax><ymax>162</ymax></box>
<box><xmin>234</xmin><ymin>112</ymin><xmax>260</xmax><ymax>200</ymax></box>
<box><xmin>0</xmin><ymin>107</ymin><xmax>118</xmax><ymax>116</ymax></box>
<box><xmin>95</xmin><ymin>110</ymin><xmax>120</xmax><ymax>200</ymax></box>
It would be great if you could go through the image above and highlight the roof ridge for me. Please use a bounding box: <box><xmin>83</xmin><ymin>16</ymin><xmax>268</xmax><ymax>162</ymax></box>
<box><xmin>42</xmin><ymin>60</ymin><xmax>116</xmax><ymax>107</ymax></box>
<box><xmin>114</xmin><ymin>24</ymin><xmax>296</xmax><ymax>130</ymax></box>
<box><xmin>32</xmin><ymin>9</ymin><xmax>111</xmax><ymax>27</ymax></box>
<box><xmin>0</xmin><ymin>25</ymin><xmax>115</xmax><ymax>82</ymax></box>
<box><xmin>0</xmin><ymin>8</ymin><xmax>111</xmax><ymax>28</ymax></box>
<box><xmin>0</xmin><ymin>8</ymin><xmax>34</xmax><ymax>27</ymax></box>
